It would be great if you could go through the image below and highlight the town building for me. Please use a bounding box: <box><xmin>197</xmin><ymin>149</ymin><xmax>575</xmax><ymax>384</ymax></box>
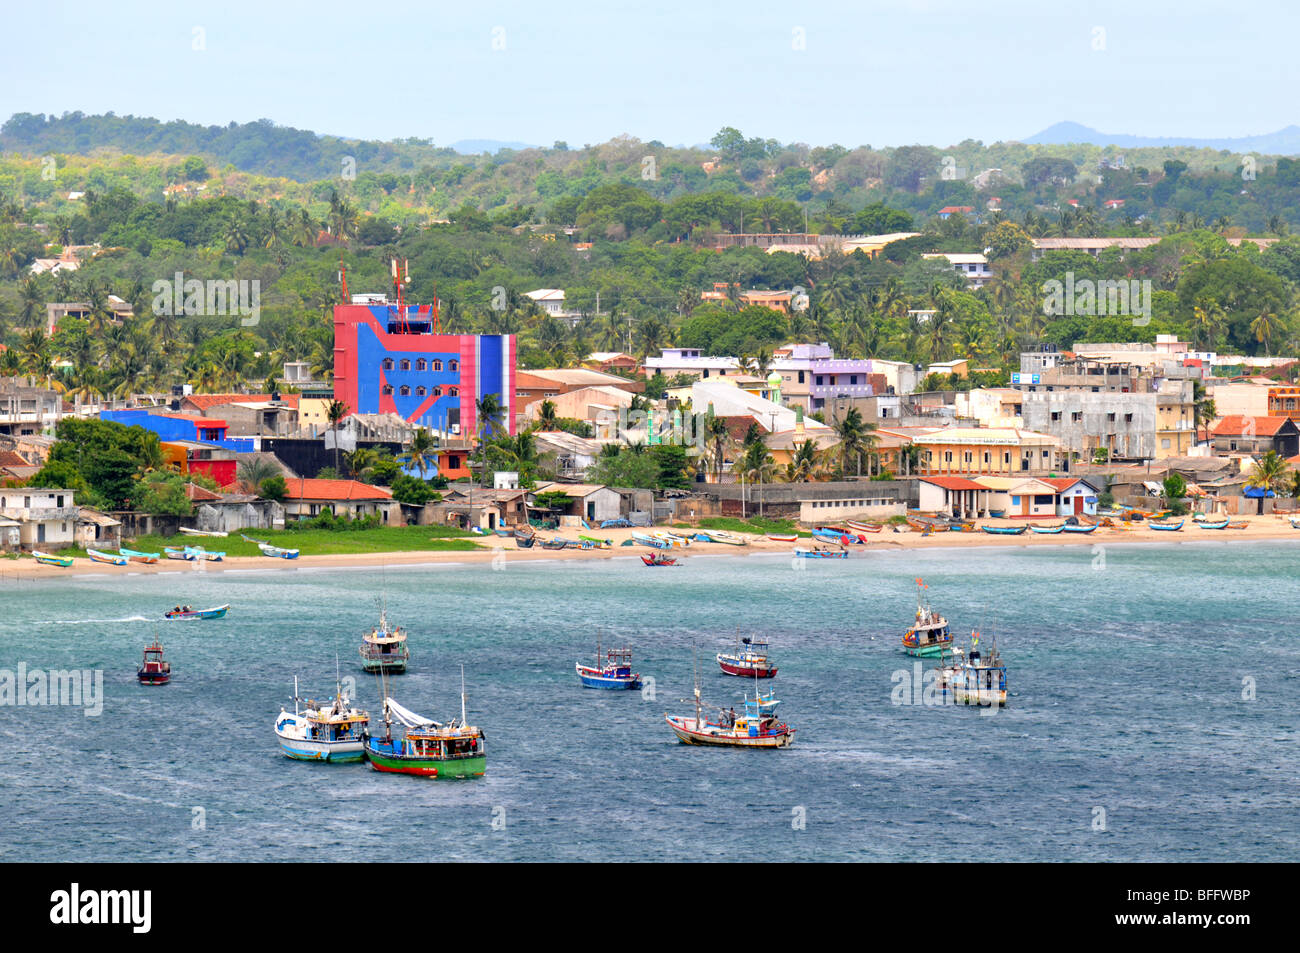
<box><xmin>913</xmin><ymin>428</ymin><xmax>1065</xmax><ymax>476</ymax></box>
<box><xmin>0</xmin><ymin>487</ymin><xmax>78</xmax><ymax>549</ymax></box>
<box><xmin>280</xmin><ymin>478</ymin><xmax>397</xmax><ymax>523</ymax></box>
<box><xmin>1210</xmin><ymin>416</ymin><xmax>1300</xmax><ymax>459</ymax></box>
<box><xmin>0</xmin><ymin>378</ymin><xmax>65</xmax><ymax>437</ymax></box>
<box><xmin>642</xmin><ymin>348</ymin><xmax>741</xmax><ymax>380</ymax></box>
<box><xmin>922</xmin><ymin>252</ymin><xmax>992</xmax><ymax>289</ymax></box>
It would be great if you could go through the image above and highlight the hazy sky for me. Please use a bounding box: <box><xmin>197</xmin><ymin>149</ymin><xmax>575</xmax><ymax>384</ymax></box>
<box><xmin>3</xmin><ymin>0</ymin><xmax>1294</xmax><ymax>148</ymax></box>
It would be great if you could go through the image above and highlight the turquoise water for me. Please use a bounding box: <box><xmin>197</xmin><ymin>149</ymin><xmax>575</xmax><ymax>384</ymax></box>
<box><xmin>1</xmin><ymin>540</ymin><xmax>1297</xmax><ymax>862</ymax></box>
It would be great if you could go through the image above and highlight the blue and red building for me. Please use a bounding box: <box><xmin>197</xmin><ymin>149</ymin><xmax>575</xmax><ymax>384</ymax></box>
<box><xmin>332</xmin><ymin>300</ymin><xmax>515</xmax><ymax>440</ymax></box>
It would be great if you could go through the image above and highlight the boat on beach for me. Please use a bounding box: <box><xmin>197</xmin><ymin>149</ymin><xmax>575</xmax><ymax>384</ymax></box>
<box><xmin>275</xmin><ymin>676</ymin><xmax>369</xmax><ymax>762</ymax></box>
<box><xmin>359</xmin><ymin>607</ymin><xmax>410</xmax><ymax>673</ymax></box>
<box><xmin>632</xmin><ymin>532</ymin><xmax>670</xmax><ymax>549</ymax></box>
<box><xmin>1061</xmin><ymin>522</ymin><xmax>1097</xmax><ymax>534</ymax></box>
<box><xmin>901</xmin><ymin>578</ymin><xmax>952</xmax><ymax>657</ymax></box>
<box><xmin>641</xmin><ymin>553</ymin><xmax>679</xmax><ymax>566</ymax></box>
<box><xmin>137</xmin><ymin>640</ymin><xmax>171</xmax><ymax>685</ymax></box>
<box><xmin>1197</xmin><ymin>518</ymin><xmax>1231</xmax><ymax>530</ymax></box>
<box><xmin>980</xmin><ymin>525</ymin><xmax>1027</xmax><ymax>535</ymax></box>
<box><xmin>364</xmin><ymin>669</ymin><xmax>486</xmax><ymax>778</ymax></box>
<box><xmin>179</xmin><ymin>527</ymin><xmax>228</xmax><ymax>538</ymax></box>
<box><xmin>241</xmin><ymin>535</ymin><xmax>300</xmax><ymax>559</ymax></box>
<box><xmin>1029</xmin><ymin>523</ymin><xmax>1064</xmax><ymax>534</ymax></box>
<box><xmin>87</xmin><ymin>548</ymin><xmax>128</xmax><ymax>566</ymax></box>
<box><xmin>766</xmin><ymin>533</ymin><xmax>798</xmax><ymax>542</ymax></box>
<box><xmin>183</xmin><ymin>546</ymin><xmax>225</xmax><ymax>561</ymax></box>
<box><xmin>652</xmin><ymin>531</ymin><xmax>690</xmax><ymax>548</ymax></box>
<box><xmin>164</xmin><ymin>603</ymin><xmax>229</xmax><ymax>620</ymax></box>
<box><xmin>1149</xmin><ymin>519</ymin><xmax>1184</xmax><ymax>531</ymax></box>
<box><xmin>118</xmin><ymin>548</ymin><xmax>160</xmax><ymax>564</ymax></box>
<box><xmin>33</xmin><ymin>550</ymin><xmax>73</xmax><ymax>567</ymax></box>
<box><xmin>937</xmin><ymin>636</ymin><xmax>1007</xmax><ymax>707</ymax></box>
<box><xmin>693</xmin><ymin>529</ymin><xmax>748</xmax><ymax>546</ymax></box>
<box><xmin>846</xmin><ymin>520</ymin><xmax>883</xmax><ymax>534</ymax></box>
<box><xmin>576</xmin><ymin>641</ymin><xmax>641</xmax><ymax>689</ymax></box>
<box><xmin>164</xmin><ymin>546</ymin><xmax>194</xmax><ymax>560</ymax></box>
<box><xmin>717</xmin><ymin>635</ymin><xmax>778</xmax><ymax>678</ymax></box>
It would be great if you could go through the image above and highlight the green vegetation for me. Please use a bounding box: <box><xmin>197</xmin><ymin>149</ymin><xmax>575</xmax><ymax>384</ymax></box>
<box><xmin>125</xmin><ymin>524</ymin><xmax>478</xmax><ymax>556</ymax></box>
<box><xmin>693</xmin><ymin>516</ymin><xmax>812</xmax><ymax>537</ymax></box>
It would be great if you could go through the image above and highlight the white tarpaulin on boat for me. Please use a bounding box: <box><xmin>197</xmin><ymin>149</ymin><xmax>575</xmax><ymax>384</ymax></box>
<box><xmin>385</xmin><ymin>698</ymin><xmax>438</xmax><ymax>729</ymax></box>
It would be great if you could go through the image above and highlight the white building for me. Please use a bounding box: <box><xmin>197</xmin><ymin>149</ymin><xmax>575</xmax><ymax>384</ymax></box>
<box><xmin>643</xmin><ymin>348</ymin><xmax>741</xmax><ymax>380</ymax></box>
<box><xmin>922</xmin><ymin>252</ymin><xmax>992</xmax><ymax>289</ymax></box>
<box><xmin>0</xmin><ymin>488</ymin><xmax>79</xmax><ymax>549</ymax></box>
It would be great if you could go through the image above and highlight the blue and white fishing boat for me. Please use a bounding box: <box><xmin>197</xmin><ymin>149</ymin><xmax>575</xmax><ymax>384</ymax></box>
<box><xmin>1061</xmin><ymin>522</ymin><xmax>1097</xmax><ymax>534</ymax></box>
<box><xmin>241</xmin><ymin>534</ymin><xmax>299</xmax><ymax>559</ymax></box>
<box><xmin>633</xmin><ymin>532</ymin><xmax>670</xmax><ymax>549</ymax></box>
<box><xmin>937</xmin><ymin>635</ymin><xmax>1007</xmax><ymax>707</ymax></box>
<box><xmin>575</xmin><ymin>641</ymin><xmax>641</xmax><ymax>690</ymax></box>
<box><xmin>87</xmin><ymin>548</ymin><xmax>128</xmax><ymax>566</ymax></box>
<box><xmin>1029</xmin><ymin>523</ymin><xmax>1064</xmax><ymax>534</ymax></box>
<box><xmin>1197</xmin><ymin>518</ymin><xmax>1230</xmax><ymax>530</ymax></box>
<box><xmin>184</xmin><ymin>545</ymin><xmax>225</xmax><ymax>561</ymax></box>
<box><xmin>793</xmin><ymin>546</ymin><xmax>847</xmax><ymax>559</ymax></box>
<box><xmin>274</xmin><ymin>676</ymin><xmax>370</xmax><ymax>762</ymax></box>
<box><xmin>1149</xmin><ymin>519</ymin><xmax>1184</xmax><ymax>531</ymax></box>
<box><xmin>980</xmin><ymin>525</ymin><xmax>1027</xmax><ymax>536</ymax></box>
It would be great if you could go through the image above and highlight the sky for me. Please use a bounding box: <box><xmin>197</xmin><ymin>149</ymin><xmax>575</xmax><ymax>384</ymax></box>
<box><xmin>2</xmin><ymin>0</ymin><xmax>1295</xmax><ymax>149</ymax></box>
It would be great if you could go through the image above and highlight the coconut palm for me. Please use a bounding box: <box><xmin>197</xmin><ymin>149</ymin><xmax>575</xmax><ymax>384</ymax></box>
<box><xmin>397</xmin><ymin>427</ymin><xmax>439</xmax><ymax>480</ymax></box>
<box><xmin>536</xmin><ymin>399</ymin><xmax>559</xmax><ymax>431</ymax></box>
<box><xmin>1250</xmin><ymin>310</ymin><xmax>1283</xmax><ymax>356</ymax></box>
<box><xmin>1247</xmin><ymin>450</ymin><xmax>1291</xmax><ymax>514</ymax></box>
<box><xmin>326</xmin><ymin>399</ymin><xmax>350</xmax><ymax>475</ymax></box>
<box><xmin>236</xmin><ymin>456</ymin><xmax>283</xmax><ymax>493</ymax></box>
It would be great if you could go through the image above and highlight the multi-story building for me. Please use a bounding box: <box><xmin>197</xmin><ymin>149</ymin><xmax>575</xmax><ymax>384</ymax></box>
<box><xmin>332</xmin><ymin>295</ymin><xmax>516</xmax><ymax>441</ymax></box>
<box><xmin>642</xmin><ymin>348</ymin><xmax>740</xmax><ymax>380</ymax></box>
<box><xmin>913</xmin><ymin>428</ymin><xmax>1065</xmax><ymax>476</ymax></box>
<box><xmin>0</xmin><ymin>487</ymin><xmax>79</xmax><ymax>549</ymax></box>
<box><xmin>0</xmin><ymin>378</ymin><xmax>64</xmax><ymax>436</ymax></box>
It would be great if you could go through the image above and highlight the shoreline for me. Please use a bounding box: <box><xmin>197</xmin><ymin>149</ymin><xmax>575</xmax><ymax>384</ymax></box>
<box><xmin>4</xmin><ymin>515</ymin><xmax>1298</xmax><ymax>582</ymax></box>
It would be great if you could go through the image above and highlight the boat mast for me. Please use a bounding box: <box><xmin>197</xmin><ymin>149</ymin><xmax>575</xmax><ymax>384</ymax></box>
<box><xmin>293</xmin><ymin>675</ymin><xmax>299</xmax><ymax>716</ymax></box>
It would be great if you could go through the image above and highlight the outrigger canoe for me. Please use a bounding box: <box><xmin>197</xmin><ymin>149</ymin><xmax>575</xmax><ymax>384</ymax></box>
<box><xmin>1197</xmin><ymin>519</ymin><xmax>1230</xmax><ymax>530</ymax></box>
<box><xmin>164</xmin><ymin>604</ymin><xmax>230</xmax><ymax>620</ymax></box>
<box><xmin>118</xmin><ymin>548</ymin><xmax>160</xmax><ymax>564</ymax></box>
<box><xmin>845</xmin><ymin>520</ymin><xmax>883</xmax><ymax>534</ymax></box>
<box><xmin>33</xmin><ymin>550</ymin><xmax>73</xmax><ymax>567</ymax></box>
<box><xmin>87</xmin><ymin>549</ymin><xmax>129</xmax><ymax>566</ymax></box>
<box><xmin>694</xmin><ymin>530</ymin><xmax>748</xmax><ymax>546</ymax></box>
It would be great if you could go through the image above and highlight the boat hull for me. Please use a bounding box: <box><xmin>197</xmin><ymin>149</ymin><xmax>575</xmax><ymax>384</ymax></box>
<box><xmin>665</xmin><ymin>715</ymin><xmax>795</xmax><ymax>748</ymax></box>
<box><xmin>576</xmin><ymin>668</ymin><xmax>641</xmax><ymax>689</ymax></box>
<box><xmin>364</xmin><ymin>742</ymin><xmax>485</xmax><ymax>778</ymax></box>
<box><xmin>717</xmin><ymin>657</ymin><xmax>777</xmax><ymax>678</ymax></box>
<box><xmin>903</xmin><ymin>643</ymin><xmax>949</xmax><ymax>658</ymax></box>
<box><xmin>164</xmin><ymin>605</ymin><xmax>229</xmax><ymax>620</ymax></box>
<box><xmin>137</xmin><ymin>672</ymin><xmax>170</xmax><ymax>685</ymax></box>
<box><xmin>276</xmin><ymin>734</ymin><xmax>366</xmax><ymax>762</ymax></box>
<box><xmin>33</xmin><ymin>552</ymin><xmax>73</xmax><ymax>567</ymax></box>
<box><xmin>360</xmin><ymin>658</ymin><xmax>408</xmax><ymax>674</ymax></box>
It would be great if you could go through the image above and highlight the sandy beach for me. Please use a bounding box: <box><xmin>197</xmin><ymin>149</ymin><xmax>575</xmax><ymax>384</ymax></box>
<box><xmin>3</xmin><ymin>514</ymin><xmax>1297</xmax><ymax>583</ymax></box>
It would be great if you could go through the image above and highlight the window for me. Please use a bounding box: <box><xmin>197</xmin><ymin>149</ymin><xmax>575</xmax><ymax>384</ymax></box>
<box><xmin>382</xmin><ymin>385</ymin><xmax>393</xmax><ymax>395</ymax></box>
<box><xmin>416</xmin><ymin>386</ymin><xmax>426</xmax><ymax>397</ymax></box>
<box><xmin>983</xmin><ymin>452</ymin><xmax>990</xmax><ymax>463</ymax></box>
<box><xmin>399</xmin><ymin>359</ymin><xmax>410</xmax><ymax>371</ymax></box>
<box><xmin>1124</xmin><ymin>413</ymin><xmax>1133</xmax><ymax>423</ymax></box>
<box><xmin>1161</xmin><ymin>439</ymin><xmax>1171</xmax><ymax>449</ymax></box>
<box><xmin>417</xmin><ymin>359</ymin><xmax>427</xmax><ymax>371</ymax></box>
<box><xmin>1107</xmin><ymin>413</ymin><xmax>1116</xmax><ymax>422</ymax></box>
<box><xmin>1034</xmin><ymin>494</ymin><xmax>1053</xmax><ymax>505</ymax></box>
<box><xmin>382</xmin><ymin>358</ymin><xmax>394</xmax><ymax>370</ymax></box>
<box><xmin>399</xmin><ymin>385</ymin><xmax>410</xmax><ymax>396</ymax></box>
<box><xmin>449</xmin><ymin>360</ymin><xmax>459</xmax><ymax>372</ymax></box>
<box><xmin>797</xmin><ymin>371</ymin><xmax>805</xmax><ymax>383</ymax></box>
<box><xmin>1072</xmin><ymin>412</ymin><xmax>1082</xmax><ymax>422</ymax></box>
<box><xmin>816</xmin><ymin>376</ymin><xmax>824</xmax><ymax>386</ymax></box>
<box><xmin>432</xmin><ymin>360</ymin><xmax>443</xmax><ymax>372</ymax></box>
<box><xmin>1051</xmin><ymin>411</ymin><xmax>1061</xmax><ymax>421</ymax></box>
<box><xmin>448</xmin><ymin>387</ymin><xmax>459</xmax><ymax>397</ymax></box>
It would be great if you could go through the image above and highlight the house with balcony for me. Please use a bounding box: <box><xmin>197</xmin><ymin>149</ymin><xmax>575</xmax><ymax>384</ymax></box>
<box><xmin>280</xmin><ymin>478</ymin><xmax>397</xmax><ymax>523</ymax></box>
<box><xmin>913</xmin><ymin>428</ymin><xmax>1065</xmax><ymax>476</ymax></box>
<box><xmin>0</xmin><ymin>378</ymin><xmax>65</xmax><ymax>437</ymax></box>
<box><xmin>807</xmin><ymin>359</ymin><xmax>879</xmax><ymax>412</ymax></box>
<box><xmin>0</xmin><ymin>488</ymin><xmax>79</xmax><ymax>549</ymax></box>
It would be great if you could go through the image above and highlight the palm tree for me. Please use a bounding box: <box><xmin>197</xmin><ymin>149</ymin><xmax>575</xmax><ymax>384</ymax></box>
<box><xmin>475</xmin><ymin>393</ymin><xmax>505</xmax><ymax>488</ymax></box>
<box><xmin>326</xmin><ymin>399</ymin><xmax>350</xmax><ymax>475</ymax></box>
<box><xmin>1247</xmin><ymin>450</ymin><xmax>1291</xmax><ymax>514</ymax></box>
<box><xmin>236</xmin><ymin>456</ymin><xmax>282</xmax><ymax>494</ymax></box>
<box><xmin>1250</xmin><ymin>310</ymin><xmax>1283</xmax><ymax>356</ymax></box>
<box><xmin>703</xmin><ymin>404</ymin><xmax>731</xmax><ymax>483</ymax></box>
<box><xmin>831</xmin><ymin>405</ymin><xmax>875</xmax><ymax>477</ymax></box>
<box><xmin>536</xmin><ymin>399</ymin><xmax>559</xmax><ymax>431</ymax></box>
<box><xmin>397</xmin><ymin>427</ymin><xmax>439</xmax><ymax>480</ymax></box>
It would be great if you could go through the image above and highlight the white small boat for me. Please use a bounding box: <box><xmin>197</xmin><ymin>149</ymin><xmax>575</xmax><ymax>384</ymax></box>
<box><xmin>184</xmin><ymin>546</ymin><xmax>225</xmax><ymax>561</ymax></box>
<box><xmin>652</xmin><ymin>531</ymin><xmax>690</xmax><ymax>548</ymax></box>
<box><xmin>87</xmin><ymin>548</ymin><xmax>128</xmax><ymax>566</ymax></box>
<box><xmin>275</xmin><ymin>678</ymin><xmax>369</xmax><ymax>762</ymax></box>
<box><xmin>179</xmin><ymin>527</ymin><xmax>229</xmax><ymax>538</ymax></box>
<box><xmin>699</xmin><ymin>529</ymin><xmax>748</xmax><ymax>546</ymax></box>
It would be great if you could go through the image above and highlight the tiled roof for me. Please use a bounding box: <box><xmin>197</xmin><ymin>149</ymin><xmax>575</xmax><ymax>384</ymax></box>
<box><xmin>1210</xmin><ymin>415</ymin><xmax>1290</xmax><ymax>437</ymax></box>
<box><xmin>184</xmin><ymin>483</ymin><xmax>224</xmax><ymax>502</ymax></box>
<box><xmin>920</xmin><ymin>476</ymin><xmax>987</xmax><ymax>491</ymax></box>
<box><xmin>282</xmin><ymin>478</ymin><xmax>393</xmax><ymax>501</ymax></box>
<box><xmin>184</xmin><ymin>393</ymin><xmax>300</xmax><ymax>410</ymax></box>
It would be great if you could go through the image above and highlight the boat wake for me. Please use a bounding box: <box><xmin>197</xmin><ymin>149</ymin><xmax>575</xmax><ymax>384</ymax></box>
<box><xmin>33</xmin><ymin>614</ymin><xmax>151</xmax><ymax>625</ymax></box>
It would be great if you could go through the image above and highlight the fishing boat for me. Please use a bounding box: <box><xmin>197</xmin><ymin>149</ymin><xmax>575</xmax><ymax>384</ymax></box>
<box><xmin>137</xmin><ymin>640</ymin><xmax>171</xmax><ymax>685</ymax></box>
<box><xmin>716</xmin><ymin>635</ymin><xmax>777</xmax><ymax>678</ymax></box>
<box><xmin>540</xmin><ymin>536</ymin><xmax>568</xmax><ymax>550</ymax></box>
<box><xmin>901</xmin><ymin>577</ymin><xmax>952</xmax><ymax>657</ymax></box>
<box><xmin>1149</xmin><ymin>519</ymin><xmax>1184</xmax><ymax>531</ymax></box>
<box><xmin>1289</xmin><ymin>515</ymin><xmax>1300</xmax><ymax>529</ymax></box>
<box><xmin>164</xmin><ymin>603</ymin><xmax>230</xmax><ymax>620</ymax></box>
<box><xmin>812</xmin><ymin>527</ymin><xmax>856</xmax><ymax>545</ymax></box>
<box><xmin>274</xmin><ymin>676</ymin><xmax>369</xmax><ymax>762</ymax></box>
<box><xmin>513</xmin><ymin>524</ymin><xmax>536</xmax><ymax>541</ymax></box>
<box><xmin>937</xmin><ymin>636</ymin><xmax>1007</xmax><ymax>707</ymax></box>
<box><xmin>184</xmin><ymin>546</ymin><xmax>225</xmax><ymax>561</ymax></box>
<box><xmin>364</xmin><ymin>669</ymin><xmax>486</xmax><ymax>778</ymax></box>
<box><xmin>1226</xmin><ymin>520</ymin><xmax>1249</xmax><ymax>530</ymax></box>
<box><xmin>492</xmin><ymin>527</ymin><xmax>514</xmax><ymax>538</ymax></box>
<box><xmin>632</xmin><ymin>532</ymin><xmax>670</xmax><ymax>549</ymax></box>
<box><xmin>1061</xmin><ymin>522</ymin><xmax>1097</xmax><ymax>534</ymax></box>
<box><xmin>241</xmin><ymin>534</ymin><xmax>300</xmax><ymax>559</ymax></box>
<box><xmin>32</xmin><ymin>550</ymin><xmax>72</xmax><ymax>567</ymax></box>
<box><xmin>793</xmin><ymin>546</ymin><xmax>847</xmax><ymax>559</ymax></box>
<box><xmin>358</xmin><ymin>607</ymin><xmax>410</xmax><ymax>674</ymax></box>
<box><xmin>576</xmin><ymin>641</ymin><xmax>641</xmax><ymax>689</ymax></box>
<box><xmin>1197</xmin><ymin>518</ymin><xmax>1231</xmax><ymax>530</ymax></box>
<box><xmin>846</xmin><ymin>520</ymin><xmax>883</xmax><ymax>534</ymax></box>
<box><xmin>980</xmin><ymin>525</ymin><xmax>1027</xmax><ymax>535</ymax></box>
<box><xmin>652</xmin><ymin>531</ymin><xmax>690</xmax><ymax>548</ymax></box>
<box><xmin>665</xmin><ymin>664</ymin><xmax>795</xmax><ymax>748</ymax></box>
<box><xmin>118</xmin><ymin>547</ymin><xmax>160</xmax><ymax>564</ymax></box>
<box><xmin>641</xmin><ymin>552</ymin><xmax>678</xmax><ymax>566</ymax></box>
<box><xmin>163</xmin><ymin>546</ymin><xmax>194</xmax><ymax>561</ymax></box>
<box><xmin>697</xmin><ymin>529</ymin><xmax>748</xmax><ymax>546</ymax></box>
<box><xmin>1029</xmin><ymin>523</ymin><xmax>1064</xmax><ymax>534</ymax></box>
<box><xmin>87</xmin><ymin>549</ymin><xmax>128</xmax><ymax>566</ymax></box>
<box><xmin>578</xmin><ymin>535</ymin><xmax>612</xmax><ymax>549</ymax></box>
<box><xmin>766</xmin><ymin>534</ymin><xmax>798</xmax><ymax>542</ymax></box>
<box><xmin>179</xmin><ymin>526</ymin><xmax>228</xmax><ymax>537</ymax></box>
<box><xmin>515</xmin><ymin>532</ymin><xmax>536</xmax><ymax>549</ymax></box>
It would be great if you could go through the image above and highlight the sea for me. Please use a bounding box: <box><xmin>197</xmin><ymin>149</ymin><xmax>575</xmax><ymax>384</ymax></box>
<box><xmin>1</xmin><ymin>539</ymin><xmax>1297</xmax><ymax>862</ymax></box>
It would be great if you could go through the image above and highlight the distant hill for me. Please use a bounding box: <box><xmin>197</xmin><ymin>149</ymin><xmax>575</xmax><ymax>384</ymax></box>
<box><xmin>448</xmin><ymin>139</ymin><xmax>538</xmax><ymax>155</ymax></box>
<box><xmin>1024</xmin><ymin>121</ymin><xmax>1300</xmax><ymax>155</ymax></box>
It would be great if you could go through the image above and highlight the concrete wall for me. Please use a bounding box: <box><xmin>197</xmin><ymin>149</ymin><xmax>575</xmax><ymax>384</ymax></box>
<box><xmin>1022</xmin><ymin>391</ymin><xmax>1156</xmax><ymax>460</ymax></box>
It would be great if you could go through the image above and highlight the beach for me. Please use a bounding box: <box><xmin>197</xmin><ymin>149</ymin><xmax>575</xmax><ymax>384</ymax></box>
<box><xmin>5</xmin><ymin>514</ymin><xmax>1297</xmax><ymax>582</ymax></box>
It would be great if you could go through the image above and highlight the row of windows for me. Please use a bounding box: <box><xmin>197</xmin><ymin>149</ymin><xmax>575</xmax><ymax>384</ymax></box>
<box><xmin>381</xmin><ymin>385</ymin><xmax>459</xmax><ymax>397</ymax></box>
<box><xmin>381</xmin><ymin>358</ymin><xmax>459</xmax><ymax>373</ymax></box>
<box><xmin>810</xmin><ymin>499</ymin><xmax>891</xmax><ymax>508</ymax></box>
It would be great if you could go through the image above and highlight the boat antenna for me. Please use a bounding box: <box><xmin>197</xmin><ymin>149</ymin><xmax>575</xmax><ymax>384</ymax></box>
<box><xmin>460</xmin><ymin>664</ymin><xmax>467</xmax><ymax>727</ymax></box>
<box><xmin>293</xmin><ymin>675</ymin><xmax>300</xmax><ymax>716</ymax></box>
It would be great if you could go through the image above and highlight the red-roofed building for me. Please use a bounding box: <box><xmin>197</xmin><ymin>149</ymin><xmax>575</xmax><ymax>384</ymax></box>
<box><xmin>917</xmin><ymin>476</ymin><xmax>993</xmax><ymax>517</ymax></box>
<box><xmin>281</xmin><ymin>478</ymin><xmax>397</xmax><ymax>523</ymax></box>
<box><xmin>181</xmin><ymin>393</ymin><xmax>301</xmax><ymax>413</ymax></box>
<box><xmin>1210</xmin><ymin>416</ymin><xmax>1299</xmax><ymax>458</ymax></box>
<box><xmin>936</xmin><ymin>206</ymin><xmax>974</xmax><ymax>219</ymax></box>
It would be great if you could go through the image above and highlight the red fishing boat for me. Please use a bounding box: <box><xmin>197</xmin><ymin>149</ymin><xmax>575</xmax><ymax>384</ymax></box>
<box><xmin>717</xmin><ymin>636</ymin><xmax>778</xmax><ymax>678</ymax></box>
<box><xmin>641</xmin><ymin>553</ymin><xmax>678</xmax><ymax>567</ymax></box>
<box><xmin>137</xmin><ymin>640</ymin><xmax>171</xmax><ymax>685</ymax></box>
